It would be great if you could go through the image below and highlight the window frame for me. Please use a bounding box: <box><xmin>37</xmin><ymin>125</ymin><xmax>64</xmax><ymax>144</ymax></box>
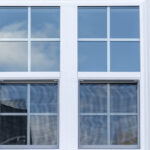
<box><xmin>0</xmin><ymin>0</ymin><xmax>147</xmax><ymax>150</ymax></box>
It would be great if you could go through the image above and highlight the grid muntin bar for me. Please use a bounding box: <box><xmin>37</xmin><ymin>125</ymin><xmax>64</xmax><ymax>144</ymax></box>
<box><xmin>0</xmin><ymin>81</ymin><xmax>59</xmax><ymax>148</ymax></box>
<box><xmin>0</xmin><ymin>6</ymin><xmax>60</xmax><ymax>73</ymax></box>
<box><xmin>79</xmin><ymin>80</ymin><xmax>139</xmax><ymax>148</ymax></box>
<box><xmin>78</xmin><ymin>6</ymin><xmax>140</xmax><ymax>73</ymax></box>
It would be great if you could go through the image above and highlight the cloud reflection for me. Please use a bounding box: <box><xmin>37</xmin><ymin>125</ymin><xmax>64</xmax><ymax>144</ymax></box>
<box><xmin>0</xmin><ymin>22</ymin><xmax>27</xmax><ymax>38</ymax></box>
<box><xmin>0</xmin><ymin>22</ymin><xmax>59</xmax><ymax>72</ymax></box>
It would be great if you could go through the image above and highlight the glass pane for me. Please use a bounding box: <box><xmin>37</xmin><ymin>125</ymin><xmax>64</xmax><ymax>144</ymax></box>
<box><xmin>80</xmin><ymin>83</ymin><xmax>107</xmax><ymax>113</ymax></box>
<box><xmin>0</xmin><ymin>84</ymin><xmax>27</xmax><ymax>113</ymax></box>
<box><xmin>31</xmin><ymin>42</ymin><xmax>60</xmax><ymax>72</ymax></box>
<box><xmin>31</xmin><ymin>7</ymin><xmax>60</xmax><ymax>38</ymax></box>
<box><xmin>80</xmin><ymin>116</ymin><xmax>107</xmax><ymax>145</ymax></box>
<box><xmin>110</xmin><ymin>7</ymin><xmax>139</xmax><ymax>38</ymax></box>
<box><xmin>0</xmin><ymin>7</ymin><xmax>28</xmax><ymax>38</ymax></box>
<box><xmin>110</xmin><ymin>84</ymin><xmax>137</xmax><ymax>113</ymax></box>
<box><xmin>30</xmin><ymin>115</ymin><xmax>58</xmax><ymax>145</ymax></box>
<box><xmin>30</xmin><ymin>84</ymin><xmax>58</xmax><ymax>113</ymax></box>
<box><xmin>0</xmin><ymin>42</ymin><xmax>28</xmax><ymax>72</ymax></box>
<box><xmin>110</xmin><ymin>42</ymin><xmax>140</xmax><ymax>72</ymax></box>
<box><xmin>110</xmin><ymin>116</ymin><xmax>138</xmax><ymax>145</ymax></box>
<box><xmin>0</xmin><ymin>116</ymin><xmax>27</xmax><ymax>145</ymax></box>
<box><xmin>78</xmin><ymin>7</ymin><xmax>107</xmax><ymax>38</ymax></box>
<box><xmin>78</xmin><ymin>42</ymin><xmax>107</xmax><ymax>71</ymax></box>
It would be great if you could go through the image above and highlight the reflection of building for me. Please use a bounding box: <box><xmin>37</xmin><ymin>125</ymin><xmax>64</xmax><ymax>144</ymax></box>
<box><xmin>0</xmin><ymin>100</ymin><xmax>27</xmax><ymax>112</ymax></box>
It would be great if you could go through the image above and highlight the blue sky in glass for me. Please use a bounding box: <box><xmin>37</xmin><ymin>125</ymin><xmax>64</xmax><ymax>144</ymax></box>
<box><xmin>0</xmin><ymin>7</ymin><xmax>28</xmax><ymax>38</ymax></box>
<box><xmin>110</xmin><ymin>7</ymin><xmax>139</xmax><ymax>38</ymax></box>
<box><xmin>78</xmin><ymin>7</ymin><xmax>107</xmax><ymax>38</ymax></box>
<box><xmin>78</xmin><ymin>42</ymin><xmax>107</xmax><ymax>71</ymax></box>
<box><xmin>110</xmin><ymin>42</ymin><xmax>140</xmax><ymax>72</ymax></box>
<box><xmin>78</xmin><ymin>7</ymin><xmax>140</xmax><ymax>72</ymax></box>
<box><xmin>31</xmin><ymin>7</ymin><xmax>60</xmax><ymax>38</ymax></box>
<box><xmin>31</xmin><ymin>42</ymin><xmax>60</xmax><ymax>71</ymax></box>
<box><xmin>0</xmin><ymin>42</ymin><xmax>28</xmax><ymax>72</ymax></box>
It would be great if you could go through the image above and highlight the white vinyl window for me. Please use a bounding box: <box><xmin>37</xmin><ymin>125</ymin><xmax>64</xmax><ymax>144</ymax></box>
<box><xmin>0</xmin><ymin>0</ymin><xmax>148</xmax><ymax>150</ymax></box>
<box><xmin>0</xmin><ymin>5</ymin><xmax>60</xmax><ymax>149</ymax></box>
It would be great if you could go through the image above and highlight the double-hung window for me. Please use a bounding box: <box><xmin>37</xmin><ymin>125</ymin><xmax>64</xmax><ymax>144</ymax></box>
<box><xmin>0</xmin><ymin>0</ymin><xmax>147</xmax><ymax>150</ymax></box>
<box><xmin>78</xmin><ymin>4</ymin><xmax>142</xmax><ymax>150</ymax></box>
<box><xmin>0</xmin><ymin>6</ymin><xmax>60</xmax><ymax>149</ymax></box>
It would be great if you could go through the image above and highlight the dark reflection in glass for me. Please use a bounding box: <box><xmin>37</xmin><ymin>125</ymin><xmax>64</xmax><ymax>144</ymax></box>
<box><xmin>78</xmin><ymin>7</ymin><xmax>107</xmax><ymax>38</ymax></box>
<box><xmin>78</xmin><ymin>42</ymin><xmax>107</xmax><ymax>71</ymax></box>
<box><xmin>30</xmin><ymin>115</ymin><xmax>57</xmax><ymax>145</ymax></box>
<box><xmin>80</xmin><ymin>83</ymin><xmax>107</xmax><ymax>113</ymax></box>
<box><xmin>110</xmin><ymin>84</ymin><xmax>137</xmax><ymax>113</ymax></box>
<box><xmin>0</xmin><ymin>84</ymin><xmax>27</xmax><ymax>113</ymax></box>
<box><xmin>110</xmin><ymin>116</ymin><xmax>138</xmax><ymax>145</ymax></box>
<box><xmin>110</xmin><ymin>42</ymin><xmax>140</xmax><ymax>72</ymax></box>
<box><xmin>0</xmin><ymin>7</ymin><xmax>27</xmax><ymax>38</ymax></box>
<box><xmin>31</xmin><ymin>7</ymin><xmax>60</xmax><ymax>38</ymax></box>
<box><xmin>80</xmin><ymin>116</ymin><xmax>107</xmax><ymax>145</ymax></box>
<box><xmin>30</xmin><ymin>84</ymin><xmax>58</xmax><ymax>113</ymax></box>
<box><xmin>0</xmin><ymin>116</ymin><xmax>27</xmax><ymax>145</ymax></box>
<box><xmin>31</xmin><ymin>42</ymin><xmax>60</xmax><ymax>72</ymax></box>
<box><xmin>110</xmin><ymin>7</ymin><xmax>139</xmax><ymax>38</ymax></box>
<box><xmin>0</xmin><ymin>42</ymin><xmax>28</xmax><ymax>72</ymax></box>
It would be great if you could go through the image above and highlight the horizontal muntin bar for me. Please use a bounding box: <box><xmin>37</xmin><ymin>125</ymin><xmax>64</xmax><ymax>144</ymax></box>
<box><xmin>110</xmin><ymin>38</ymin><xmax>140</xmax><ymax>41</ymax></box>
<box><xmin>30</xmin><ymin>113</ymin><xmax>57</xmax><ymax>116</ymax></box>
<box><xmin>0</xmin><ymin>113</ymin><xmax>27</xmax><ymax>116</ymax></box>
<box><xmin>31</xmin><ymin>38</ymin><xmax>60</xmax><ymax>42</ymax></box>
<box><xmin>0</xmin><ymin>113</ymin><xmax>58</xmax><ymax>116</ymax></box>
<box><xmin>78</xmin><ymin>38</ymin><xmax>107</xmax><ymax>41</ymax></box>
<box><xmin>80</xmin><ymin>113</ymin><xmax>107</xmax><ymax>116</ymax></box>
<box><xmin>78</xmin><ymin>38</ymin><xmax>140</xmax><ymax>42</ymax></box>
<box><xmin>0</xmin><ymin>38</ymin><xmax>28</xmax><ymax>42</ymax></box>
<box><xmin>0</xmin><ymin>38</ymin><xmax>60</xmax><ymax>42</ymax></box>
<box><xmin>110</xmin><ymin>113</ymin><xmax>138</xmax><ymax>115</ymax></box>
<box><xmin>80</xmin><ymin>113</ymin><xmax>138</xmax><ymax>116</ymax></box>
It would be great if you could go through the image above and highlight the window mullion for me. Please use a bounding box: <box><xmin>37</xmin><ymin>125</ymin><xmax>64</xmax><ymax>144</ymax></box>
<box><xmin>60</xmin><ymin>4</ymin><xmax>78</xmax><ymax>150</ymax></box>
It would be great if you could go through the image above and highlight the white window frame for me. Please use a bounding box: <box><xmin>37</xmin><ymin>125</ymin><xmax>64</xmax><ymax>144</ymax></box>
<box><xmin>0</xmin><ymin>0</ymin><xmax>148</xmax><ymax>150</ymax></box>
